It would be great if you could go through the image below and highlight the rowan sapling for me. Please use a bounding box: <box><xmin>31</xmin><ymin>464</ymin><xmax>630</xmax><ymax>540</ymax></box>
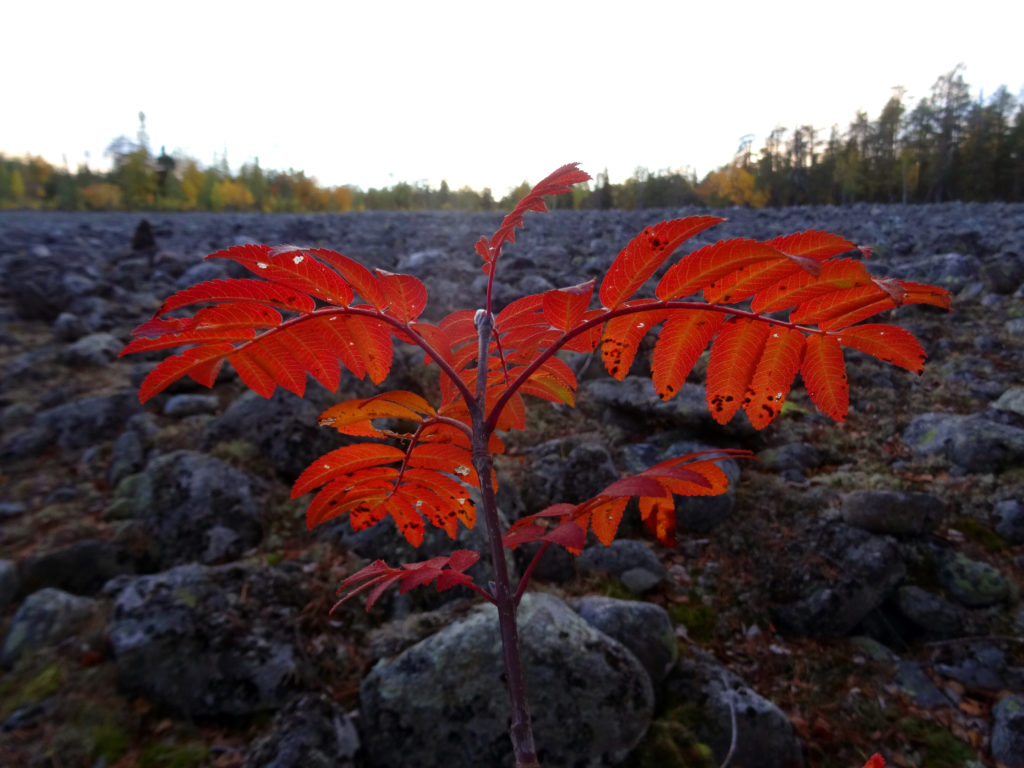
<box><xmin>122</xmin><ymin>164</ymin><xmax>949</xmax><ymax>767</ymax></box>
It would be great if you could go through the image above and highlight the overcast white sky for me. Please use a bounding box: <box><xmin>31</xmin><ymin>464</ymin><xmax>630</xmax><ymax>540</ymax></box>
<box><xmin>4</xmin><ymin>1</ymin><xmax>1021</xmax><ymax>195</ymax></box>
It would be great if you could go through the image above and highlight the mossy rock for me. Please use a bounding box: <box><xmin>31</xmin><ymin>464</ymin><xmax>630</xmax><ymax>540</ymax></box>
<box><xmin>937</xmin><ymin>552</ymin><xmax>1010</xmax><ymax>608</ymax></box>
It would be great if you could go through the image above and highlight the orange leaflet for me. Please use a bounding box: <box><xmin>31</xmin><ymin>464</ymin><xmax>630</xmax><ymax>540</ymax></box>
<box><xmin>705</xmin><ymin>318</ymin><xmax>772</xmax><ymax>425</ymax></box>
<box><xmin>376</xmin><ymin>270</ymin><xmax>428</xmax><ymax>323</ymax></box>
<box><xmin>207</xmin><ymin>244</ymin><xmax>355</xmax><ymax>306</ymax></box>
<box><xmin>485</xmin><ymin>163</ymin><xmax>591</xmax><ymax>267</ymax></box>
<box><xmin>408</xmin><ymin>443</ymin><xmax>479</xmax><ymax>486</ymax></box>
<box><xmin>156</xmin><ymin>277</ymin><xmax>317</xmax><ymax>316</ymax></box>
<box><xmin>702</xmin><ymin>229</ymin><xmax>857</xmax><ymax>306</ymax></box>
<box><xmin>638</xmin><ymin>496</ymin><xmax>678</xmax><ymax>547</ymax></box>
<box><xmin>751</xmin><ymin>258</ymin><xmax>874</xmax><ymax>314</ymax></box>
<box><xmin>801</xmin><ymin>334</ymin><xmax>848</xmax><ymax>422</ymax></box>
<box><xmin>292</xmin><ymin>443</ymin><xmax>407</xmax><ymax>498</ymax></box>
<box><xmin>600</xmin><ymin>301</ymin><xmax>666</xmax><ymax>381</ymax></box>
<box><xmin>836</xmin><ymin>324</ymin><xmax>927</xmax><ymax>375</ymax></box>
<box><xmin>318</xmin><ymin>390</ymin><xmax>436</xmax><ymax>436</ymax></box>
<box><xmin>743</xmin><ymin>327</ymin><xmax>806</xmax><ymax>429</ymax></box>
<box><xmin>121</xmin><ymin>326</ymin><xmax>255</xmax><ymax>354</ymax></box>
<box><xmin>542</xmin><ymin>279</ymin><xmax>595</xmax><ymax>331</ymax></box>
<box><xmin>767</xmin><ymin>230</ymin><xmax>859</xmax><ymax>260</ymax></box>
<box><xmin>309</xmin><ymin>248</ymin><xmax>386</xmax><ymax>309</ymax></box>
<box><xmin>651</xmin><ymin>310</ymin><xmax>724</xmax><ymax>400</ymax></box>
<box><xmin>578</xmin><ymin>496</ymin><xmax>629</xmax><ymax>547</ymax></box>
<box><xmin>656</xmin><ymin>238</ymin><xmax>788</xmax><ymax>301</ymax></box>
<box><xmin>599</xmin><ymin>216</ymin><xmax>724</xmax><ymax>309</ymax></box>
<box><xmin>138</xmin><ymin>344</ymin><xmax>233</xmax><ymax>403</ymax></box>
<box><xmin>238</xmin><ymin>334</ymin><xmax>310</xmax><ymax>397</ymax></box>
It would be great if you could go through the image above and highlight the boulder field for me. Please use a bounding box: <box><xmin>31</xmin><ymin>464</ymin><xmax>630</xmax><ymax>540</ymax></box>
<box><xmin>1</xmin><ymin>204</ymin><xmax>1023</xmax><ymax>766</ymax></box>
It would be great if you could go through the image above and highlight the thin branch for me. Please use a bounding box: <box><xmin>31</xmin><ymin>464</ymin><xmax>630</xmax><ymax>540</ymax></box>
<box><xmin>484</xmin><ymin>299</ymin><xmax>830</xmax><ymax>433</ymax></box>
<box><xmin>513</xmin><ymin>542</ymin><xmax>550</xmax><ymax>607</ymax></box>
<box><xmin>464</xmin><ymin>581</ymin><xmax>496</xmax><ymax>604</ymax></box>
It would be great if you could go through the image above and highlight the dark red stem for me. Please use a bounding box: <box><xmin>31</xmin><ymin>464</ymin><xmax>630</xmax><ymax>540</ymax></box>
<box><xmin>470</xmin><ymin>310</ymin><xmax>538</xmax><ymax>768</ymax></box>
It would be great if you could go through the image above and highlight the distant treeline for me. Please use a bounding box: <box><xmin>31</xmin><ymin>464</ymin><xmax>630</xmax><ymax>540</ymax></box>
<box><xmin>2</xmin><ymin>67</ymin><xmax>1021</xmax><ymax>212</ymax></box>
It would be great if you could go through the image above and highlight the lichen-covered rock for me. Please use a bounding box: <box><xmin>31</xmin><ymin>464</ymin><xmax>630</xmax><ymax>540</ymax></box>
<box><xmin>244</xmin><ymin>693</ymin><xmax>359</xmax><ymax>768</ymax></box>
<box><xmin>16</xmin><ymin>538</ymin><xmax>138</xmax><ymax>597</ymax></box>
<box><xmin>572</xmin><ymin>595</ymin><xmax>677</xmax><ymax>683</ymax></box>
<box><xmin>895</xmin><ymin>586</ymin><xmax>969</xmax><ymax>638</ymax></box>
<box><xmin>129</xmin><ymin>449</ymin><xmax>263</xmax><ymax>567</ymax></box>
<box><xmin>58</xmin><ymin>332</ymin><xmax>123</xmax><ymax>367</ymax></box>
<box><xmin>840</xmin><ymin>489</ymin><xmax>946</xmax><ymax>536</ymax></box>
<box><xmin>664</xmin><ymin>649</ymin><xmax>805</xmax><ymax>768</ymax></box>
<box><xmin>936</xmin><ymin>552</ymin><xmax>1010</xmax><ymax>608</ymax></box>
<box><xmin>1</xmin><ymin>588</ymin><xmax>97</xmax><ymax>668</ymax></box>
<box><xmin>991</xmin><ymin>694</ymin><xmax>1024</xmax><ymax>768</ymax></box>
<box><xmin>204</xmin><ymin>388</ymin><xmax>344</xmax><ymax>481</ymax></box>
<box><xmin>2</xmin><ymin>392</ymin><xmax>140</xmax><ymax>458</ymax></box>
<box><xmin>577</xmin><ymin>539</ymin><xmax>667</xmax><ymax>593</ymax></box>
<box><xmin>107</xmin><ymin>562</ymin><xmax>310</xmax><ymax>717</ymax></box>
<box><xmin>359</xmin><ymin>592</ymin><xmax>654</xmax><ymax>768</ymax></box>
<box><xmin>517</xmin><ymin>434</ymin><xmax>620</xmax><ymax>510</ymax></box>
<box><xmin>903</xmin><ymin>412</ymin><xmax>1024</xmax><ymax>473</ymax></box>
<box><xmin>770</xmin><ymin>522</ymin><xmax>906</xmax><ymax>637</ymax></box>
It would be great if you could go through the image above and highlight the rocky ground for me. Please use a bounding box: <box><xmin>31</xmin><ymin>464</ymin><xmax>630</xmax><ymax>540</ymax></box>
<box><xmin>1</xmin><ymin>204</ymin><xmax>1023</xmax><ymax>768</ymax></box>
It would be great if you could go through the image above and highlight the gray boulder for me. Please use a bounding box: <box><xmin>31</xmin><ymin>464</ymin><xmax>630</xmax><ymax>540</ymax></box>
<box><xmin>129</xmin><ymin>449</ymin><xmax>263</xmax><ymax>567</ymax></box>
<box><xmin>517</xmin><ymin>435</ymin><xmax>620</xmax><ymax>510</ymax></box>
<box><xmin>991</xmin><ymin>386</ymin><xmax>1024</xmax><ymax>418</ymax></box>
<box><xmin>577</xmin><ymin>538</ymin><xmax>667</xmax><ymax>593</ymax></box>
<box><xmin>770</xmin><ymin>522</ymin><xmax>906</xmax><ymax>637</ymax></box>
<box><xmin>981</xmin><ymin>252</ymin><xmax>1024</xmax><ymax>294</ymax></box>
<box><xmin>16</xmin><ymin>538</ymin><xmax>137</xmax><ymax>597</ymax></box>
<box><xmin>664</xmin><ymin>649</ymin><xmax>804</xmax><ymax>768</ymax></box>
<box><xmin>840</xmin><ymin>489</ymin><xmax>946</xmax><ymax>536</ymax></box>
<box><xmin>359</xmin><ymin>592</ymin><xmax>654</xmax><ymax>768</ymax></box>
<box><xmin>904</xmin><ymin>412</ymin><xmax>1024</xmax><ymax>473</ymax></box>
<box><xmin>895</xmin><ymin>586</ymin><xmax>969</xmax><ymax>638</ymax></box>
<box><xmin>205</xmin><ymin>388</ymin><xmax>344</xmax><ymax>481</ymax></box>
<box><xmin>996</xmin><ymin>499</ymin><xmax>1024</xmax><ymax>544</ymax></box>
<box><xmin>572</xmin><ymin>596</ymin><xmax>677</xmax><ymax>683</ymax></box>
<box><xmin>937</xmin><ymin>552</ymin><xmax>1010</xmax><ymax>608</ymax></box>
<box><xmin>58</xmin><ymin>332</ymin><xmax>123</xmax><ymax>367</ymax></box>
<box><xmin>3</xmin><ymin>392</ymin><xmax>140</xmax><ymax>458</ymax></box>
<box><xmin>1</xmin><ymin>588</ymin><xmax>97</xmax><ymax>667</ymax></box>
<box><xmin>163</xmin><ymin>393</ymin><xmax>221</xmax><ymax>417</ymax></box>
<box><xmin>895</xmin><ymin>661</ymin><xmax>951</xmax><ymax>708</ymax></box>
<box><xmin>757</xmin><ymin>442</ymin><xmax>822</xmax><ymax>481</ymax></box>
<box><xmin>244</xmin><ymin>693</ymin><xmax>360</xmax><ymax>768</ymax></box>
<box><xmin>107</xmin><ymin>562</ymin><xmax>310</xmax><ymax>717</ymax></box>
<box><xmin>992</xmin><ymin>694</ymin><xmax>1024</xmax><ymax>768</ymax></box>
<box><xmin>935</xmin><ymin>644</ymin><xmax>1011</xmax><ymax>691</ymax></box>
